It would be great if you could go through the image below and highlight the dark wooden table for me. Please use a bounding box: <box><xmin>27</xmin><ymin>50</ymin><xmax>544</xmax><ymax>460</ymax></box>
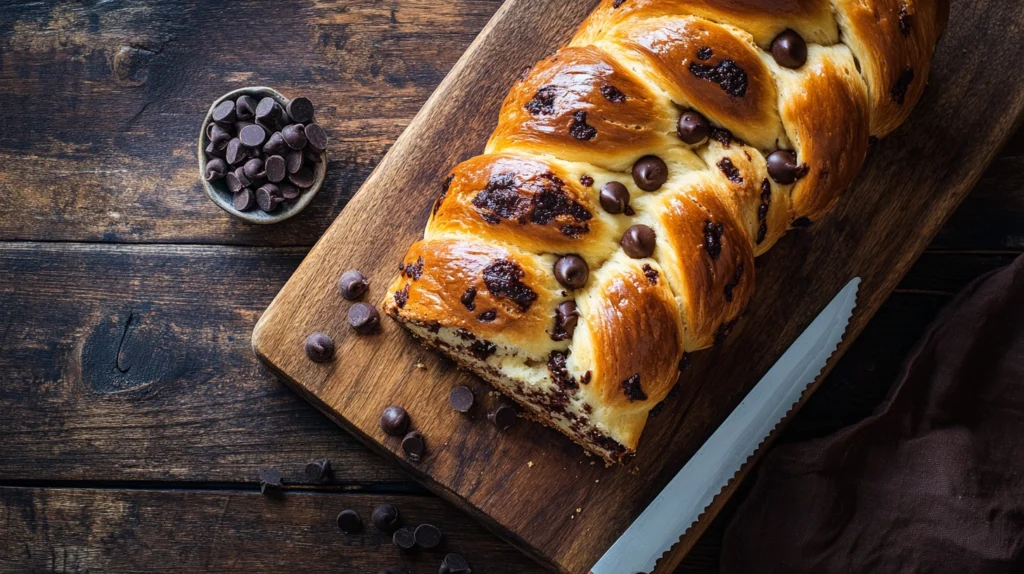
<box><xmin>1</xmin><ymin>2</ymin><xmax>1021</xmax><ymax>572</ymax></box>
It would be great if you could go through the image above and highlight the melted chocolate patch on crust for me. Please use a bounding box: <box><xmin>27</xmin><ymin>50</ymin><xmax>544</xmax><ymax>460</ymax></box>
<box><xmin>756</xmin><ymin>179</ymin><xmax>771</xmax><ymax>245</ymax></box>
<box><xmin>394</xmin><ymin>284</ymin><xmax>410</xmax><ymax>308</ymax></box>
<box><xmin>714</xmin><ymin>318</ymin><xmax>739</xmax><ymax>345</ymax></box>
<box><xmin>723</xmin><ymin>263</ymin><xmax>744</xmax><ymax>302</ymax></box>
<box><xmin>477</xmin><ymin>309</ymin><xmax>497</xmax><ymax>322</ymax></box>
<box><xmin>622</xmin><ymin>374</ymin><xmax>647</xmax><ymax>402</ymax></box>
<box><xmin>697</xmin><ymin>46</ymin><xmax>713</xmax><ymax>61</ymax></box>
<box><xmin>569</xmin><ymin>111</ymin><xmax>598</xmax><ymax>141</ymax></box>
<box><xmin>898</xmin><ymin>5</ymin><xmax>912</xmax><ymax>36</ymax></box>
<box><xmin>710</xmin><ymin>127</ymin><xmax>734</xmax><ymax>148</ymax></box>
<box><xmin>403</xmin><ymin>257</ymin><xmax>424</xmax><ymax>280</ymax></box>
<box><xmin>483</xmin><ymin>259</ymin><xmax>538</xmax><ymax>311</ymax></box>
<box><xmin>891</xmin><ymin>67</ymin><xmax>914</xmax><ymax>105</ymax></box>
<box><xmin>472</xmin><ymin>172</ymin><xmax>592</xmax><ymax>232</ymax></box>
<box><xmin>689</xmin><ymin>59</ymin><xmax>748</xmax><ymax>98</ymax></box>
<box><xmin>717</xmin><ymin>158</ymin><xmax>743</xmax><ymax>184</ymax></box>
<box><xmin>434</xmin><ymin>174</ymin><xmax>454</xmax><ymax>215</ymax></box>
<box><xmin>460</xmin><ymin>286</ymin><xmax>477</xmax><ymax>311</ymax></box>
<box><xmin>548</xmin><ymin>350</ymin><xmax>578</xmax><ymax>391</ymax></box>
<box><xmin>470</xmin><ymin>340</ymin><xmax>497</xmax><ymax>360</ymax></box>
<box><xmin>600</xmin><ymin>84</ymin><xmax>627</xmax><ymax>103</ymax></box>
<box><xmin>525</xmin><ymin>85</ymin><xmax>558</xmax><ymax>116</ymax></box>
<box><xmin>642</xmin><ymin>263</ymin><xmax>659</xmax><ymax>285</ymax></box>
<box><xmin>703</xmin><ymin>220</ymin><xmax>724</xmax><ymax>261</ymax></box>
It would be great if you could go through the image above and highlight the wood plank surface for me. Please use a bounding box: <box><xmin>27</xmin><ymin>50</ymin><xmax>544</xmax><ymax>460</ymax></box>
<box><xmin>250</xmin><ymin>0</ymin><xmax>1024</xmax><ymax>571</ymax></box>
<box><xmin>0</xmin><ymin>487</ymin><xmax>539</xmax><ymax>573</ymax></box>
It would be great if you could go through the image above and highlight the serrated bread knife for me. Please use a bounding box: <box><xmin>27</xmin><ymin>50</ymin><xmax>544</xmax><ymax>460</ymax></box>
<box><xmin>590</xmin><ymin>277</ymin><xmax>861</xmax><ymax>574</ymax></box>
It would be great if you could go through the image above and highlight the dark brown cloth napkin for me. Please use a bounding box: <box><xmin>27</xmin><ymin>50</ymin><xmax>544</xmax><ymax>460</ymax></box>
<box><xmin>722</xmin><ymin>256</ymin><xmax>1024</xmax><ymax>574</ymax></box>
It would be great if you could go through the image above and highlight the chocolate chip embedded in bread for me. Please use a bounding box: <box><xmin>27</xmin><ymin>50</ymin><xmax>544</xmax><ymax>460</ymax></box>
<box><xmin>402</xmin><ymin>430</ymin><xmax>426</xmax><ymax>462</ymax></box>
<box><xmin>459</xmin><ymin>286</ymin><xmax>477</xmax><ymax>311</ymax></box>
<box><xmin>380</xmin><ymin>405</ymin><xmax>410</xmax><ymax>436</ymax></box>
<box><xmin>569</xmin><ymin>110</ymin><xmax>597</xmax><ymax>141</ymax></box>
<box><xmin>579</xmin><ymin>174</ymin><xmax>594</xmax><ymax>187</ymax></box>
<box><xmin>771</xmin><ymin>29</ymin><xmax>808</xmax><ymax>69</ymax></box>
<box><xmin>482</xmin><ymin>259</ymin><xmax>537</xmax><ymax>311</ymax></box>
<box><xmin>599</xmin><ymin>181</ymin><xmax>630</xmax><ymax>214</ymax></box>
<box><xmin>304</xmin><ymin>332</ymin><xmax>335</xmax><ymax>362</ymax></box>
<box><xmin>600</xmin><ymin>84</ymin><xmax>626</xmax><ymax>103</ymax></box>
<box><xmin>717</xmin><ymin>158</ymin><xmax>743</xmax><ymax>184</ymax></box>
<box><xmin>553</xmin><ymin>255</ymin><xmax>589</xmax><ymax>289</ymax></box>
<box><xmin>448</xmin><ymin>385</ymin><xmax>474</xmax><ymax>413</ymax></box>
<box><xmin>642</xmin><ymin>264</ymin><xmax>659</xmax><ymax>285</ymax></box>
<box><xmin>677</xmin><ymin>111</ymin><xmax>710</xmax><ymax>144</ymax></box>
<box><xmin>766</xmin><ymin>150</ymin><xmax>805</xmax><ymax>184</ymax></box>
<box><xmin>632</xmin><ymin>155</ymin><xmax>668</xmax><ymax>191</ymax></box>
<box><xmin>622</xmin><ymin>374</ymin><xmax>647</xmax><ymax>401</ymax></box>
<box><xmin>703</xmin><ymin>220</ymin><xmax>724</xmax><ymax>260</ymax></box>
<box><xmin>756</xmin><ymin>179</ymin><xmax>771</xmax><ymax>244</ymax></box>
<box><xmin>689</xmin><ymin>58</ymin><xmax>749</xmax><ymax>98</ymax></box>
<box><xmin>552</xmin><ymin>300</ymin><xmax>579</xmax><ymax>341</ymax></box>
<box><xmin>891</xmin><ymin>67</ymin><xmax>915</xmax><ymax>106</ymax></box>
<box><xmin>621</xmin><ymin>224</ymin><xmax>656</xmax><ymax>259</ymax></box>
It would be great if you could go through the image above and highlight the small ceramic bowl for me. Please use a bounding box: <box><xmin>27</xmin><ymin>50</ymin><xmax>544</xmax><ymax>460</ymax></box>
<box><xmin>198</xmin><ymin>86</ymin><xmax>328</xmax><ymax>224</ymax></box>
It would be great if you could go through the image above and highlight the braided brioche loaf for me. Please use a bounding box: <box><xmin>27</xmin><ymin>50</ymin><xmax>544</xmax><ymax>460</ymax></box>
<box><xmin>383</xmin><ymin>0</ymin><xmax>948</xmax><ymax>463</ymax></box>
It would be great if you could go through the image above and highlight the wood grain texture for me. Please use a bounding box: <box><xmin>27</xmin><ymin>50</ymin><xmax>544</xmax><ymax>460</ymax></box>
<box><xmin>0</xmin><ymin>487</ymin><xmax>539</xmax><ymax>573</ymax></box>
<box><xmin>251</xmin><ymin>0</ymin><xmax>1024</xmax><ymax>571</ymax></box>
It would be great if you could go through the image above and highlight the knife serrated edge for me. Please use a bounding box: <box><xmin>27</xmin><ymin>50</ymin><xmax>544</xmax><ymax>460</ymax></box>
<box><xmin>649</xmin><ymin>279</ymin><xmax>861</xmax><ymax>574</ymax></box>
<box><xmin>589</xmin><ymin>278</ymin><xmax>860</xmax><ymax>574</ymax></box>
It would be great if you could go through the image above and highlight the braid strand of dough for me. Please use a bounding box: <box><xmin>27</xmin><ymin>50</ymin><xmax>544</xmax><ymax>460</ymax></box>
<box><xmin>384</xmin><ymin>0</ymin><xmax>949</xmax><ymax>463</ymax></box>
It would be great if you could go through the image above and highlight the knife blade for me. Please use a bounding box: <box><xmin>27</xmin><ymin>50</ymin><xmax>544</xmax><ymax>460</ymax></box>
<box><xmin>590</xmin><ymin>277</ymin><xmax>861</xmax><ymax>574</ymax></box>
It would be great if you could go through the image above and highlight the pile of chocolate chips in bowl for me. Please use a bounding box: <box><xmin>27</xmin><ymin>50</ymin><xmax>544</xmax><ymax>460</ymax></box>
<box><xmin>203</xmin><ymin>94</ymin><xmax>328</xmax><ymax>213</ymax></box>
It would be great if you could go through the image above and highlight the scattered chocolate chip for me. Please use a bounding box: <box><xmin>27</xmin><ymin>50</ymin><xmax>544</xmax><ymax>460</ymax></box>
<box><xmin>289</xmin><ymin>165</ymin><xmax>316</xmax><ymax>188</ymax></box>
<box><xmin>239</xmin><ymin>124</ymin><xmax>267</xmax><ymax>148</ymax></box>
<box><xmin>348</xmin><ymin>302</ymin><xmax>381</xmax><ymax>334</ymax></box>
<box><xmin>460</xmin><ymin>286</ymin><xmax>477</xmax><ymax>311</ymax></box>
<box><xmin>339</xmin><ymin>270</ymin><xmax>369</xmax><ymax>300</ymax></box>
<box><xmin>212</xmin><ymin>100</ymin><xmax>237</xmax><ymax>124</ymax></box>
<box><xmin>372</xmin><ymin>504</ymin><xmax>400</xmax><ymax>532</ymax></box>
<box><xmin>891</xmin><ymin>67</ymin><xmax>914</xmax><ymax>106</ymax></box>
<box><xmin>689</xmin><ymin>58</ymin><xmax>748</xmax><ymax>98</ymax></box>
<box><xmin>235</xmin><ymin>95</ymin><xmax>257</xmax><ymax>121</ymax></box>
<box><xmin>305</xmin><ymin>458</ymin><xmax>331</xmax><ymax>483</ymax></box>
<box><xmin>476</xmin><ymin>310</ymin><xmax>497</xmax><ymax>322</ymax></box>
<box><xmin>767</xmin><ymin>150</ymin><xmax>807</xmax><ymax>185</ymax></box>
<box><xmin>225</xmin><ymin>137</ymin><xmax>248</xmax><ymax>165</ymax></box>
<box><xmin>554</xmin><ymin>254</ymin><xmax>589</xmax><ymax>289</ymax></box>
<box><xmin>717</xmin><ymin>157</ymin><xmax>743</xmax><ymax>184</ymax></box>
<box><xmin>599</xmin><ymin>181</ymin><xmax>630</xmax><ymax>214</ymax></box>
<box><xmin>286</xmin><ymin>149</ymin><xmax>304</xmax><ymax>174</ymax></box>
<box><xmin>304</xmin><ymin>332</ymin><xmax>335</xmax><ymax>362</ymax></box>
<box><xmin>233</xmin><ymin>188</ymin><xmax>256</xmax><ymax>211</ymax></box>
<box><xmin>703</xmin><ymin>220</ymin><xmax>724</xmax><ymax>260</ymax></box>
<box><xmin>393</xmin><ymin>527</ymin><xmax>416</xmax><ymax>550</ymax></box>
<box><xmin>264</xmin><ymin>131</ymin><xmax>288</xmax><ymax>156</ymax></box>
<box><xmin>449</xmin><ymin>386</ymin><xmax>475</xmax><ymax>413</ymax></box>
<box><xmin>336</xmin><ymin>509</ymin><xmax>363</xmax><ymax>534</ymax></box>
<box><xmin>622</xmin><ymin>374</ymin><xmax>647</xmax><ymax>401</ymax></box>
<box><xmin>579</xmin><ymin>174</ymin><xmax>594</xmax><ymax>187</ymax></box>
<box><xmin>697</xmin><ymin>46</ymin><xmax>713</xmax><ymax>61</ymax></box>
<box><xmin>441</xmin><ymin>553</ymin><xmax>471</xmax><ymax>574</ymax></box>
<box><xmin>305</xmin><ymin>123</ymin><xmax>328</xmax><ymax>153</ymax></box>
<box><xmin>621</xmin><ymin>224</ymin><xmax>656</xmax><ymax>258</ymax></box>
<box><xmin>569</xmin><ymin>110</ymin><xmax>597</xmax><ymax>141</ymax></box>
<box><xmin>600</xmin><ymin>84</ymin><xmax>626</xmax><ymax>103</ymax></box>
<box><xmin>632</xmin><ymin>155</ymin><xmax>668</xmax><ymax>191</ymax></box>
<box><xmin>282</xmin><ymin>123</ymin><xmax>308</xmax><ymax>150</ymax></box>
<box><xmin>414</xmin><ymin>524</ymin><xmax>442</xmax><ymax>549</ymax></box>
<box><xmin>677</xmin><ymin>110</ymin><xmax>710</xmax><ymax>144</ymax></box>
<box><xmin>286</xmin><ymin>96</ymin><xmax>315</xmax><ymax>124</ymax></box>
<box><xmin>488</xmin><ymin>403</ymin><xmax>517</xmax><ymax>430</ymax></box>
<box><xmin>265</xmin><ymin>155</ymin><xmax>286</xmax><ymax>183</ymax></box>
<box><xmin>205</xmin><ymin>158</ymin><xmax>228</xmax><ymax>181</ymax></box>
<box><xmin>380</xmin><ymin>405</ymin><xmax>410</xmax><ymax>436</ymax></box>
<box><xmin>552</xmin><ymin>300</ymin><xmax>579</xmax><ymax>341</ymax></box>
<box><xmin>402</xmin><ymin>430</ymin><xmax>426</xmax><ymax>462</ymax></box>
<box><xmin>771</xmin><ymin>29</ymin><xmax>808</xmax><ymax>69</ymax></box>
<box><xmin>257</xmin><ymin>467</ymin><xmax>282</xmax><ymax>495</ymax></box>
<box><xmin>255</xmin><ymin>97</ymin><xmax>283</xmax><ymax>125</ymax></box>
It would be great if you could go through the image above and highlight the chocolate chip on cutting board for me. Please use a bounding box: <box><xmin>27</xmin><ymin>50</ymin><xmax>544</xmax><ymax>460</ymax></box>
<box><xmin>448</xmin><ymin>386</ymin><xmax>475</xmax><ymax>413</ymax></box>
<box><xmin>402</xmin><ymin>431</ymin><xmax>426</xmax><ymax>462</ymax></box>
<box><xmin>440</xmin><ymin>553</ymin><xmax>472</xmax><ymax>574</ymax></box>
<box><xmin>336</xmin><ymin>509</ymin><xmax>363</xmax><ymax>534</ymax></box>
<box><xmin>380</xmin><ymin>405</ymin><xmax>410</xmax><ymax>436</ymax></box>
<box><xmin>393</xmin><ymin>527</ymin><xmax>416</xmax><ymax>550</ymax></box>
<box><xmin>348</xmin><ymin>302</ymin><xmax>381</xmax><ymax>333</ymax></box>
<box><xmin>414</xmin><ymin>524</ymin><xmax>443</xmax><ymax>549</ymax></box>
<box><xmin>488</xmin><ymin>403</ymin><xmax>517</xmax><ymax>430</ymax></box>
<box><xmin>202</xmin><ymin>93</ymin><xmax>328</xmax><ymax>214</ymax></box>
<box><xmin>372</xmin><ymin>504</ymin><xmax>400</xmax><ymax>532</ymax></box>
<box><xmin>304</xmin><ymin>458</ymin><xmax>332</xmax><ymax>483</ymax></box>
<box><xmin>304</xmin><ymin>332</ymin><xmax>335</xmax><ymax>362</ymax></box>
<box><xmin>338</xmin><ymin>270</ymin><xmax>369</xmax><ymax>300</ymax></box>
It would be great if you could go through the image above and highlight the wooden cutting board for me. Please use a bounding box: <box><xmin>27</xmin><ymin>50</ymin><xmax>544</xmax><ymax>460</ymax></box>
<box><xmin>252</xmin><ymin>1</ymin><xmax>1024</xmax><ymax>571</ymax></box>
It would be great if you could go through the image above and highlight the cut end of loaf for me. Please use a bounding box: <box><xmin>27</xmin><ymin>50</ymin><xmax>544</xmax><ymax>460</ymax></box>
<box><xmin>391</xmin><ymin>314</ymin><xmax>633</xmax><ymax>465</ymax></box>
